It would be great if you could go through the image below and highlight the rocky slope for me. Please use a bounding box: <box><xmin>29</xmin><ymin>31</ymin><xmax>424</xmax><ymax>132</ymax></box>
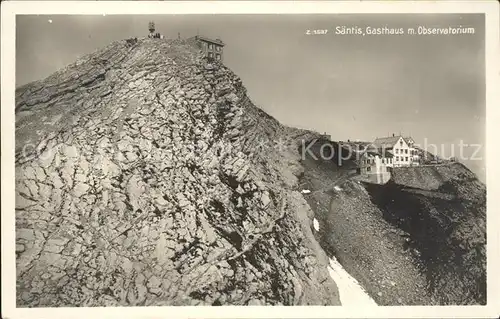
<box><xmin>299</xmin><ymin>139</ymin><xmax>486</xmax><ymax>305</ymax></box>
<box><xmin>15</xmin><ymin>38</ymin><xmax>339</xmax><ymax>306</ymax></box>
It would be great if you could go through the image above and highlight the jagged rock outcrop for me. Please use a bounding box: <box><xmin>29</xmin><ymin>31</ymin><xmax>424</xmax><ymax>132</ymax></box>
<box><xmin>15</xmin><ymin>38</ymin><xmax>339</xmax><ymax>306</ymax></box>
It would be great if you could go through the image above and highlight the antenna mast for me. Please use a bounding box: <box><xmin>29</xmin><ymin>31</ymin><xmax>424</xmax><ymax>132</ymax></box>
<box><xmin>148</xmin><ymin>21</ymin><xmax>155</xmax><ymax>35</ymax></box>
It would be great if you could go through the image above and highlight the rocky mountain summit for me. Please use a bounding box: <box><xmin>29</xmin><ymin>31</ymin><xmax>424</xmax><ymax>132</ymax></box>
<box><xmin>15</xmin><ymin>38</ymin><xmax>339</xmax><ymax>306</ymax></box>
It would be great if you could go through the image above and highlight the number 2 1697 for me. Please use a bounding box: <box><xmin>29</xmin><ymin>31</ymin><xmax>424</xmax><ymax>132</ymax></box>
<box><xmin>305</xmin><ymin>29</ymin><xmax>328</xmax><ymax>35</ymax></box>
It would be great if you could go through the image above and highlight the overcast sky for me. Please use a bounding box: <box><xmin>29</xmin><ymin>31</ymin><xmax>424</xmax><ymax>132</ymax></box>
<box><xmin>16</xmin><ymin>14</ymin><xmax>486</xmax><ymax>181</ymax></box>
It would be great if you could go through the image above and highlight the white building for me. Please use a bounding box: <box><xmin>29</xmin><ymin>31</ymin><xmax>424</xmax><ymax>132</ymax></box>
<box><xmin>357</xmin><ymin>147</ymin><xmax>392</xmax><ymax>184</ymax></box>
<box><xmin>373</xmin><ymin>134</ymin><xmax>420</xmax><ymax>167</ymax></box>
<box><xmin>403</xmin><ymin>136</ymin><xmax>420</xmax><ymax>164</ymax></box>
<box><xmin>356</xmin><ymin>134</ymin><xmax>420</xmax><ymax>184</ymax></box>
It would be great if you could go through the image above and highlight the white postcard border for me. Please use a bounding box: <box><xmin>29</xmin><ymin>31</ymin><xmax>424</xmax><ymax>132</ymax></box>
<box><xmin>2</xmin><ymin>1</ymin><xmax>499</xmax><ymax>318</ymax></box>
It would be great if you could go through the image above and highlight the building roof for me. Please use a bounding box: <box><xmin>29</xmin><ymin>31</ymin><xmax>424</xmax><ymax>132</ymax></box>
<box><xmin>403</xmin><ymin>136</ymin><xmax>414</xmax><ymax>144</ymax></box>
<box><xmin>192</xmin><ymin>35</ymin><xmax>225</xmax><ymax>46</ymax></box>
<box><xmin>338</xmin><ymin>141</ymin><xmax>371</xmax><ymax>153</ymax></box>
<box><xmin>360</xmin><ymin>146</ymin><xmax>394</xmax><ymax>159</ymax></box>
<box><xmin>373</xmin><ymin>136</ymin><xmax>402</xmax><ymax>149</ymax></box>
<box><xmin>339</xmin><ymin>141</ymin><xmax>371</xmax><ymax>147</ymax></box>
<box><xmin>379</xmin><ymin>149</ymin><xmax>394</xmax><ymax>158</ymax></box>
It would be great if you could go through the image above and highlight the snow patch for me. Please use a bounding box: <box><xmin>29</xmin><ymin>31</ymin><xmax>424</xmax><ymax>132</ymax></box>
<box><xmin>327</xmin><ymin>256</ymin><xmax>377</xmax><ymax>306</ymax></box>
<box><xmin>313</xmin><ymin>218</ymin><xmax>319</xmax><ymax>231</ymax></box>
<box><xmin>301</xmin><ymin>189</ymin><xmax>311</xmax><ymax>194</ymax></box>
<box><xmin>334</xmin><ymin>186</ymin><xmax>342</xmax><ymax>191</ymax></box>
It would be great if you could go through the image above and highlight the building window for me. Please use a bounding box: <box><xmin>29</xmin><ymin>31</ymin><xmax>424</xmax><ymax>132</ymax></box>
<box><xmin>405</xmin><ymin>149</ymin><xmax>408</xmax><ymax>154</ymax></box>
<box><xmin>216</xmin><ymin>53</ymin><xmax>221</xmax><ymax>60</ymax></box>
<box><xmin>208</xmin><ymin>52</ymin><xmax>214</xmax><ymax>58</ymax></box>
<box><xmin>405</xmin><ymin>157</ymin><xmax>408</xmax><ymax>161</ymax></box>
<box><xmin>396</xmin><ymin>156</ymin><xmax>399</xmax><ymax>161</ymax></box>
<box><xmin>208</xmin><ymin>43</ymin><xmax>213</xmax><ymax>50</ymax></box>
<box><xmin>367</xmin><ymin>166</ymin><xmax>371</xmax><ymax>172</ymax></box>
<box><xmin>395</xmin><ymin>149</ymin><xmax>399</xmax><ymax>154</ymax></box>
<box><xmin>216</xmin><ymin>46</ymin><xmax>221</xmax><ymax>52</ymax></box>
